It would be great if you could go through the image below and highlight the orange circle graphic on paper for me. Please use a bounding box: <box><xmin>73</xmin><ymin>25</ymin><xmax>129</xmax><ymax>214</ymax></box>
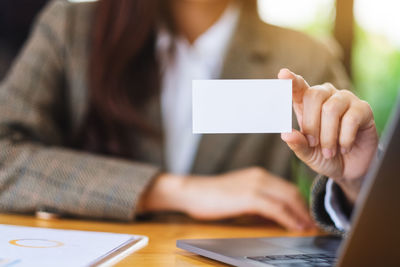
<box><xmin>9</xmin><ymin>239</ymin><xmax>64</xmax><ymax>248</ymax></box>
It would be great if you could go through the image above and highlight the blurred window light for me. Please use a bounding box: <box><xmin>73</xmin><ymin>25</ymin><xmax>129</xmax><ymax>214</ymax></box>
<box><xmin>257</xmin><ymin>0</ymin><xmax>335</xmax><ymax>33</ymax></box>
<box><xmin>355</xmin><ymin>0</ymin><xmax>400</xmax><ymax>47</ymax></box>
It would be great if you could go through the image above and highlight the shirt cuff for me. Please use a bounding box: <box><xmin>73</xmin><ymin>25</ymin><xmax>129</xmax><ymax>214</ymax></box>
<box><xmin>324</xmin><ymin>179</ymin><xmax>351</xmax><ymax>231</ymax></box>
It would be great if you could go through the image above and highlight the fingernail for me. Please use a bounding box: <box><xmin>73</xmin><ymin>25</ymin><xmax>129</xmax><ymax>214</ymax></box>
<box><xmin>306</xmin><ymin>135</ymin><xmax>316</xmax><ymax>147</ymax></box>
<box><xmin>322</xmin><ymin>148</ymin><xmax>333</xmax><ymax>159</ymax></box>
<box><xmin>281</xmin><ymin>133</ymin><xmax>290</xmax><ymax>142</ymax></box>
<box><xmin>341</xmin><ymin>147</ymin><xmax>348</xmax><ymax>154</ymax></box>
<box><xmin>296</xmin><ymin>223</ymin><xmax>306</xmax><ymax>231</ymax></box>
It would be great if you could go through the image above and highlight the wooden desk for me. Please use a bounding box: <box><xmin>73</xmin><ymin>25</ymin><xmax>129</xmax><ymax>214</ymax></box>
<box><xmin>0</xmin><ymin>214</ymin><xmax>320</xmax><ymax>266</ymax></box>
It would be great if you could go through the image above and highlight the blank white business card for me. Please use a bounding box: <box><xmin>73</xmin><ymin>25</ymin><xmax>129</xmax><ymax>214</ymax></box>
<box><xmin>192</xmin><ymin>79</ymin><xmax>292</xmax><ymax>133</ymax></box>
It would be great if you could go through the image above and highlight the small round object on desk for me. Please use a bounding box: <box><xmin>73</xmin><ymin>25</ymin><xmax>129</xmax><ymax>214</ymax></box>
<box><xmin>35</xmin><ymin>208</ymin><xmax>61</xmax><ymax>220</ymax></box>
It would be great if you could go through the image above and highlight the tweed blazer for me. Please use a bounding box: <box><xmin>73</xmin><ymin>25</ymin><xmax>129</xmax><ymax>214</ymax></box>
<box><xmin>0</xmin><ymin>0</ymin><xmax>350</xmax><ymax>231</ymax></box>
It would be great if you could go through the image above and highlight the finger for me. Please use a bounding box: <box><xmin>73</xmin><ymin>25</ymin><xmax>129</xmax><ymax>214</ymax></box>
<box><xmin>259</xmin><ymin>176</ymin><xmax>313</xmax><ymax>226</ymax></box>
<box><xmin>281</xmin><ymin>129</ymin><xmax>313</xmax><ymax>163</ymax></box>
<box><xmin>319</xmin><ymin>91</ymin><xmax>351</xmax><ymax>158</ymax></box>
<box><xmin>302</xmin><ymin>84</ymin><xmax>335</xmax><ymax>147</ymax></box>
<box><xmin>256</xmin><ymin>195</ymin><xmax>307</xmax><ymax>231</ymax></box>
<box><xmin>266</xmin><ymin>190</ymin><xmax>313</xmax><ymax>228</ymax></box>
<box><xmin>278</xmin><ymin>68</ymin><xmax>310</xmax><ymax>104</ymax></box>
<box><xmin>339</xmin><ymin>100</ymin><xmax>374</xmax><ymax>153</ymax></box>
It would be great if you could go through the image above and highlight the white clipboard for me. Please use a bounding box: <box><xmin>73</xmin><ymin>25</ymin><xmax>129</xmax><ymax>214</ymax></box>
<box><xmin>0</xmin><ymin>224</ymin><xmax>148</xmax><ymax>267</ymax></box>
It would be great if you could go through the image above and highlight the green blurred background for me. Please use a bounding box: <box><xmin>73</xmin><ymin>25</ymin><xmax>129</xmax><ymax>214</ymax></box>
<box><xmin>258</xmin><ymin>0</ymin><xmax>400</xmax><ymax>134</ymax></box>
<box><xmin>257</xmin><ymin>0</ymin><xmax>400</xmax><ymax>198</ymax></box>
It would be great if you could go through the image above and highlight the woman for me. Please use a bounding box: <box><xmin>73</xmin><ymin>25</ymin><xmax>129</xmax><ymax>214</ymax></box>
<box><xmin>0</xmin><ymin>0</ymin><xmax>377</xmax><ymax>232</ymax></box>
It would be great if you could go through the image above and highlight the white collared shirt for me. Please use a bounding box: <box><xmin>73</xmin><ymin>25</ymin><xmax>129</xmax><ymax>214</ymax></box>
<box><xmin>325</xmin><ymin>179</ymin><xmax>351</xmax><ymax>231</ymax></box>
<box><xmin>158</xmin><ymin>4</ymin><xmax>240</xmax><ymax>174</ymax></box>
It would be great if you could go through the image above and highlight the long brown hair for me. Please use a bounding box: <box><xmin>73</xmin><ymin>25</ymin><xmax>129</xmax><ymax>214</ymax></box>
<box><xmin>76</xmin><ymin>0</ymin><xmax>256</xmax><ymax>158</ymax></box>
<box><xmin>75</xmin><ymin>0</ymin><xmax>161</xmax><ymax>158</ymax></box>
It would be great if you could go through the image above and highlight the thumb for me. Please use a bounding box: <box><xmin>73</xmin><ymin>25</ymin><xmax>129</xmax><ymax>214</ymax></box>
<box><xmin>281</xmin><ymin>129</ymin><xmax>312</xmax><ymax>162</ymax></box>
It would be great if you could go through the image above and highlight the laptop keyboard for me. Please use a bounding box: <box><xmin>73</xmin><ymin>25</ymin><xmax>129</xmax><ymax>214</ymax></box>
<box><xmin>247</xmin><ymin>253</ymin><xmax>337</xmax><ymax>266</ymax></box>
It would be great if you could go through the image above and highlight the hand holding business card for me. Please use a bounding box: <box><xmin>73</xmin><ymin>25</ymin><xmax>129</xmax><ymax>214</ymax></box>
<box><xmin>192</xmin><ymin>79</ymin><xmax>292</xmax><ymax>133</ymax></box>
<box><xmin>192</xmin><ymin>69</ymin><xmax>378</xmax><ymax>208</ymax></box>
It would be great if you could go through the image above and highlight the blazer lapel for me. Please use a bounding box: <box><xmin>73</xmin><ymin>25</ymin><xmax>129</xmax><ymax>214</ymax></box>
<box><xmin>191</xmin><ymin>3</ymin><xmax>273</xmax><ymax>175</ymax></box>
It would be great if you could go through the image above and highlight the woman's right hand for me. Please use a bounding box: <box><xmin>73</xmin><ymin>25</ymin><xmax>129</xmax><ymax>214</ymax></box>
<box><xmin>139</xmin><ymin>167</ymin><xmax>314</xmax><ymax>231</ymax></box>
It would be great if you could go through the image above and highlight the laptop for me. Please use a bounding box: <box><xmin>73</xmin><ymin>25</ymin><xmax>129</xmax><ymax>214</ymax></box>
<box><xmin>177</xmin><ymin>96</ymin><xmax>400</xmax><ymax>267</ymax></box>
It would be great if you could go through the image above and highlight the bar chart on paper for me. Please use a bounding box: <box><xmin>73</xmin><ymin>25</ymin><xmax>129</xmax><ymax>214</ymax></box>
<box><xmin>0</xmin><ymin>224</ymin><xmax>148</xmax><ymax>267</ymax></box>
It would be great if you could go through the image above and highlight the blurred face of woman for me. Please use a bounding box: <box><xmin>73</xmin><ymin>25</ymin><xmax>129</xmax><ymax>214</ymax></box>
<box><xmin>167</xmin><ymin>0</ymin><xmax>233</xmax><ymax>43</ymax></box>
<box><xmin>179</xmin><ymin>0</ymin><xmax>229</xmax><ymax>2</ymax></box>
<box><xmin>170</xmin><ymin>0</ymin><xmax>232</xmax><ymax>6</ymax></box>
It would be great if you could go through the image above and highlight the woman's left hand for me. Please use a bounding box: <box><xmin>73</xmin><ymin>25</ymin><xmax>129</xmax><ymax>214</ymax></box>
<box><xmin>278</xmin><ymin>68</ymin><xmax>379</xmax><ymax>204</ymax></box>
